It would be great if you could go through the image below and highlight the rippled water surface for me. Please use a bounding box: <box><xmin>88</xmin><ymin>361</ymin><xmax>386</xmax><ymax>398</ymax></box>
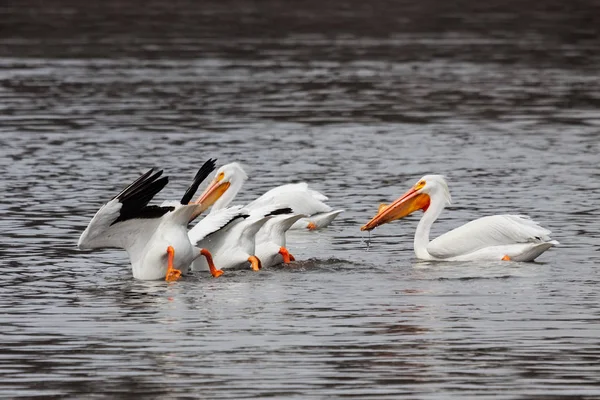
<box><xmin>1</xmin><ymin>1</ymin><xmax>600</xmax><ymax>398</ymax></box>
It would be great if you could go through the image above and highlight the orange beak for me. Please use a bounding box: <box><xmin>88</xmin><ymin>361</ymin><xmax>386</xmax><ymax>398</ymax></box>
<box><xmin>361</xmin><ymin>187</ymin><xmax>430</xmax><ymax>231</ymax></box>
<box><xmin>193</xmin><ymin>176</ymin><xmax>230</xmax><ymax>209</ymax></box>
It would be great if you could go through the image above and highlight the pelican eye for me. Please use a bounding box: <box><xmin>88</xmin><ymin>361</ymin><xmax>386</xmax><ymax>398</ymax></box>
<box><xmin>414</xmin><ymin>180</ymin><xmax>426</xmax><ymax>190</ymax></box>
<box><xmin>217</xmin><ymin>172</ymin><xmax>225</xmax><ymax>181</ymax></box>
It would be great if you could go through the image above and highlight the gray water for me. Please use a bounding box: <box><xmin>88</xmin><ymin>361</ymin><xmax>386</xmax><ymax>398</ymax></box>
<box><xmin>1</xmin><ymin>1</ymin><xmax>600</xmax><ymax>398</ymax></box>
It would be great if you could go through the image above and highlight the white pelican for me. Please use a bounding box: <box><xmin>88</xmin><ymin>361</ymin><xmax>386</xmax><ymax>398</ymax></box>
<box><xmin>254</xmin><ymin>209</ymin><xmax>306</xmax><ymax>268</ymax></box>
<box><xmin>78</xmin><ymin>159</ymin><xmax>223</xmax><ymax>281</ymax></box>
<box><xmin>361</xmin><ymin>175</ymin><xmax>558</xmax><ymax>262</ymax></box>
<box><xmin>188</xmin><ymin>205</ymin><xmax>287</xmax><ymax>272</ymax></box>
<box><xmin>197</xmin><ymin>162</ymin><xmax>344</xmax><ymax>230</ymax></box>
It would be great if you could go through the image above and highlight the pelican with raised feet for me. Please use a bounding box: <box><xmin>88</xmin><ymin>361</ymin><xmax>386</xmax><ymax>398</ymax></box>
<box><xmin>254</xmin><ymin>208</ymin><xmax>306</xmax><ymax>269</ymax></box>
<box><xmin>189</xmin><ymin>205</ymin><xmax>288</xmax><ymax>272</ymax></box>
<box><xmin>78</xmin><ymin>159</ymin><xmax>222</xmax><ymax>281</ymax></box>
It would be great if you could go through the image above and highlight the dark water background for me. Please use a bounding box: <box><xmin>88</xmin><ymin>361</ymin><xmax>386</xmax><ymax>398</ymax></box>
<box><xmin>1</xmin><ymin>1</ymin><xmax>599</xmax><ymax>398</ymax></box>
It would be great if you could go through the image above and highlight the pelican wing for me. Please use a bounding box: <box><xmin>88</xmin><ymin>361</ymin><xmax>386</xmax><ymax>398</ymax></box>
<box><xmin>78</xmin><ymin>169</ymin><xmax>171</xmax><ymax>250</ymax></box>
<box><xmin>257</xmin><ymin>212</ymin><xmax>305</xmax><ymax>247</ymax></box>
<box><xmin>246</xmin><ymin>184</ymin><xmax>332</xmax><ymax>215</ymax></box>
<box><xmin>188</xmin><ymin>205</ymin><xmax>245</xmax><ymax>244</ymax></box>
<box><xmin>180</xmin><ymin>158</ymin><xmax>217</xmax><ymax>205</ymax></box>
<box><xmin>256</xmin><ymin>183</ymin><xmax>329</xmax><ymax>201</ymax></box>
<box><xmin>427</xmin><ymin>215</ymin><xmax>554</xmax><ymax>259</ymax></box>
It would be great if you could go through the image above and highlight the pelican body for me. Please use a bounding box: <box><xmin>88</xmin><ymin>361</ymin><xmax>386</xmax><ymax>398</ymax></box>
<box><xmin>78</xmin><ymin>159</ymin><xmax>219</xmax><ymax>280</ymax></box>
<box><xmin>361</xmin><ymin>175</ymin><xmax>558</xmax><ymax>262</ymax></box>
<box><xmin>189</xmin><ymin>206</ymin><xmax>269</xmax><ymax>272</ymax></box>
<box><xmin>188</xmin><ymin>162</ymin><xmax>336</xmax><ymax>271</ymax></box>
<box><xmin>198</xmin><ymin>162</ymin><xmax>343</xmax><ymax>230</ymax></box>
<box><xmin>254</xmin><ymin>211</ymin><xmax>305</xmax><ymax>268</ymax></box>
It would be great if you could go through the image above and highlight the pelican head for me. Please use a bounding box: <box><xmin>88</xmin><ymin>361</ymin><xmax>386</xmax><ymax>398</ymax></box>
<box><xmin>194</xmin><ymin>162</ymin><xmax>249</xmax><ymax>210</ymax></box>
<box><xmin>361</xmin><ymin>174</ymin><xmax>451</xmax><ymax>231</ymax></box>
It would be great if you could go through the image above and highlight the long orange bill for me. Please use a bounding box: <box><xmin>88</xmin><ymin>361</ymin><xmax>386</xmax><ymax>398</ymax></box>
<box><xmin>248</xmin><ymin>256</ymin><xmax>262</xmax><ymax>271</ymax></box>
<box><xmin>165</xmin><ymin>246</ymin><xmax>182</xmax><ymax>281</ymax></box>
<box><xmin>278</xmin><ymin>247</ymin><xmax>295</xmax><ymax>263</ymax></box>
<box><xmin>194</xmin><ymin>178</ymin><xmax>230</xmax><ymax>207</ymax></box>
<box><xmin>201</xmin><ymin>248</ymin><xmax>223</xmax><ymax>278</ymax></box>
<box><xmin>361</xmin><ymin>187</ymin><xmax>430</xmax><ymax>231</ymax></box>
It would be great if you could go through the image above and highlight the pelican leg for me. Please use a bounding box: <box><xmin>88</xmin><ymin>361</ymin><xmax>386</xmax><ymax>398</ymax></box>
<box><xmin>248</xmin><ymin>256</ymin><xmax>262</xmax><ymax>271</ymax></box>
<box><xmin>278</xmin><ymin>247</ymin><xmax>295</xmax><ymax>263</ymax></box>
<box><xmin>306</xmin><ymin>221</ymin><xmax>317</xmax><ymax>230</ymax></box>
<box><xmin>165</xmin><ymin>246</ymin><xmax>182</xmax><ymax>281</ymax></box>
<box><xmin>200</xmin><ymin>248</ymin><xmax>223</xmax><ymax>278</ymax></box>
<box><xmin>502</xmin><ymin>255</ymin><xmax>511</xmax><ymax>261</ymax></box>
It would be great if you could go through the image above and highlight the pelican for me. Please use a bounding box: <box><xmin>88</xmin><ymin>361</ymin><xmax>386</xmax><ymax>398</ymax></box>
<box><xmin>361</xmin><ymin>175</ymin><xmax>558</xmax><ymax>262</ymax></box>
<box><xmin>197</xmin><ymin>162</ymin><xmax>344</xmax><ymax>230</ymax></box>
<box><xmin>187</xmin><ymin>162</ymin><xmax>339</xmax><ymax>271</ymax></box>
<box><xmin>189</xmin><ymin>205</ymin><xmax>289</xmax><ymax>272</ymax></box>
<box><xmin>78</xmin><ymin>159</ymin><xmax>223</xmax><ymax>281</ymax></box>
<box><xmin>254</xmin><ymin>209</ymin><xmax>306</xmax><ymax>268</ymax></box>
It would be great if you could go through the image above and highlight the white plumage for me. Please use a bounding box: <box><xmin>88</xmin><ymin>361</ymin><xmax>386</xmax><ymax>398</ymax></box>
<box><xmin>362</xmin><ymin>174</ymin><xmax>558</xmax><ymax>262</ymax></box>
<box><xmin>188</xmin><ymin>205</ymin><xmax>245</xmax><ymax>245</ymax></box>
<box><xmin>78</xmin><ymin>161</ymin><xmax>217</xmax><ymax>280</ymax></box>
<box><xmin>188</xmin><ymin>161</ymin><xmax>342</xmax><ymax>271</ymax></box>
<box><xmin>427</xmin><ymin>215</ymin><xmax>558</xmax><ymax>261</ymax></box>
<box><xmin>255</xmin><ymin>213</ymin><xmax>306</xmax><ymax>268</ymax></box>
<box><xmin>199</xmin><ymin>163</ymin><xmax>343</xmax><ymax>230</ymax></box>
<box><xmin>191</xmin><ymin>205</ymin><xmax>277</xmax><ymax>271</ymax></box>
<box><xmin>246</xmin><ymin>183</ymin><xmax>343</xmax><ymax>230</ymax></box>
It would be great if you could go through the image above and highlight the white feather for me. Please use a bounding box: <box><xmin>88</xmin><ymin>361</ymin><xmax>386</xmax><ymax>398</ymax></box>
<box><xmin>188</xmin><ymin>205</ymin><xmax>245</xmax><ymax>244</ymax></box>
<box><xmin>367</xmin><ymin>174</ymin><xmax>557</xmax><ymax>262</ymax></box>
<box><xmin>255</xmin><ymin>213</ymin><xmax>305</xmax><ymax>268</ymax></box>
<box><xmin>427</xmin><ymin>215</ymin><xmax>555</xmax><ymax>259</ymax></box>
<box><xmin>78</xmin><ymin>199</ymin><xmax>160</xmax><ymax>250</ymax></box>
<box><xmin>246</xmin><ymin>183</ymin><xmax>333</xmax><ymax>215</ymax></box>
<box><xmin>290</xmin><ymin>209</ymin><xmax>345</xmax><ymax>230</ymax></box>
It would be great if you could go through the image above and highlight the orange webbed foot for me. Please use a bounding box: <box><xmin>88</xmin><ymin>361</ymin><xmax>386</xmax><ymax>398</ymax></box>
<box><xmin>165</xmin><ymin>246</ymin><xmax>182</xmax><ymax>281</ymax></box>
<box><xmin>200</xmin><ymin>248</ymin><xmax>224</xmax><ymax>278</ymax></box>
<box><xmin>248</xmin><ymin>256</ymin><xmax>262</xmax><ymax>271</ymax></box>
<box><xmin>307</xmin><ymin>222</ymin><xmax>317</xmax><ymax>230</ymax></box>
<box><xmin>501</xmin><ymin>255</ymin><xmax>511</xmax><ymax>261</ymax></box>
<box><xmin>278</xmin><ymin>247</ymin><xmax>295</xmax><ymax>263</ymax></box>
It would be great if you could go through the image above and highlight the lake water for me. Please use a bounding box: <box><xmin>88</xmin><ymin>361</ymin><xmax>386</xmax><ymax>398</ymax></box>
<box><xmin>1</xmin><ymin>1</ymin><xmax>600</xmax><ymax>398</ymax></box>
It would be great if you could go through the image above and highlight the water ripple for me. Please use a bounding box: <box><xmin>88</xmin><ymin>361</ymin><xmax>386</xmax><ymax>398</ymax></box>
<box><xmin>1</xmin><ymin>0</ymin><xmax>600</xmax><ymax>398</ymax></box>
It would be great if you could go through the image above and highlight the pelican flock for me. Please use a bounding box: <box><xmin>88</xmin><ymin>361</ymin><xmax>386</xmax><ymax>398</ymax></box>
<box><xmin>186</xmin><ymin>162</ymin><xmax>343</xmax><ymax>272</ymax></box>
<box><xmin>79</xmin><ymin>163</ymin><xmax>558</xmax><ymax>281</ymax></box>
<box><xmin>79</xmin><ymin>160</ymin><xmax>343</xmax><ymax>280</ymax></box>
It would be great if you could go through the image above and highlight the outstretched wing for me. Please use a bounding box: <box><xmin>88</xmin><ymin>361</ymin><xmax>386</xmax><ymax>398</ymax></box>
<box><xmin>180</xmin><ymin>158</ymin><xmax>217</xmax><ymax>205</ymax></box>
<box><xmin>78</xmin><ymin>169</ymin><xmax>171</xmax><ymax>250</ymax></box>
<box><xmin>427</xmin><ymin>215</ymin><xmax>554</xmax><ymax>259</ymax></box>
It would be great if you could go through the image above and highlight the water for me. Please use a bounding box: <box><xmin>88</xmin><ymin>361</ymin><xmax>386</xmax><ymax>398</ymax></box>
<box><xmin>1</xmin><ymin>1</ymin><xmax>600</xmax><ymax>398</ymax></box>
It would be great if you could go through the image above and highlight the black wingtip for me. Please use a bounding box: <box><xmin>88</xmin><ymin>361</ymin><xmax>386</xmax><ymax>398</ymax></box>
<box><xmin>113</xmin><ymin>168</ymin><xmax>154</xmax><ymax>200</ymax></box>
<box><xmin>111</xmin><ymin>169</ymin><xmax>170</xmax><ymax>225</ymax></box>
<box><xmin>195</xmin><ymin>158</ymin><xmax>217</xmax><ymax>180</ymax></box>
<box><xmin>265</xmin><ymin>207</ymin><xmax>294</xmax><ymax>217</ymax></box>
<box><xmin>180</xmin><ymin>158</ymin><xmax>218</xmax><ymax>204</ymax></box>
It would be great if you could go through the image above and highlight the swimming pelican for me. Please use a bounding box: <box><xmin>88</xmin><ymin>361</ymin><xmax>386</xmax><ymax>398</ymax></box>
<box><xmin>189</xmin><ymin>205</ymin><xmax>289</xmax><ymax>272</ymax></box>
<box><xmin>254</xmin><ymin>209</ymin><xmax>306</xmax><ymax>268</ymax></box>
<box><xmin>361</xmin><ymin>175</ymin><xmax>558</xmax><ymax>261</ymax></box>
<box><xmin>78</xmin><ymin>159</ymin><xmax>223</xmax><ymax>281</ymax></box>
<box><xmin>197</xmin><ymin>162</ymin><xmax>344</xmax><ymax>230</ymax></box>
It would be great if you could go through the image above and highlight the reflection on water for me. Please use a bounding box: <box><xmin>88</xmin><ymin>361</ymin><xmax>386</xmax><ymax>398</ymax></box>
<box><xmin>1</xmin><ymin>0</ymin><xmax>600</xmax><ymax>398</ymax></box>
